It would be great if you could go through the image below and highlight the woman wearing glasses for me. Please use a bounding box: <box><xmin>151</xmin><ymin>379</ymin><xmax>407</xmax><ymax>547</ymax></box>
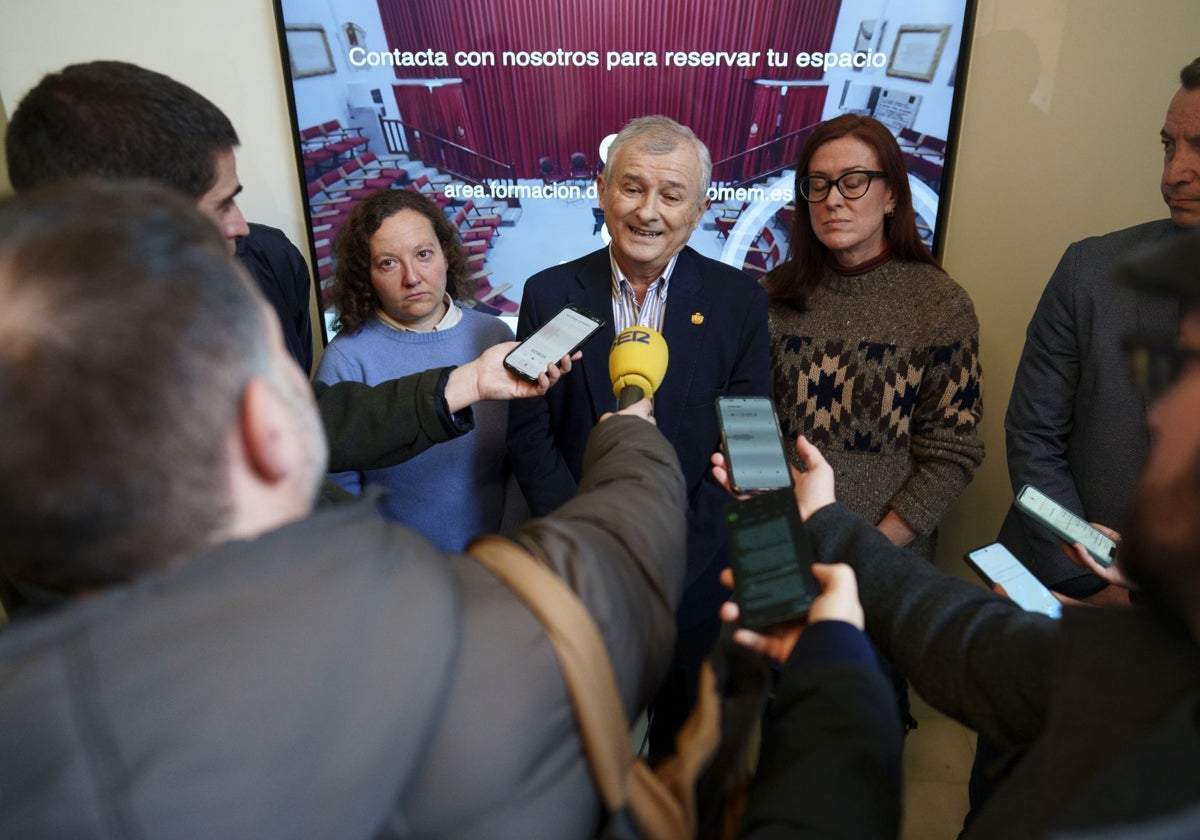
<box><xmin>765</xmin><ymin>114</ymin><xmax>984</xmax><ymax>567</ymax></box>
<box><xmin>765</xmin><ymin>114</ymin><xmax>984</xmax><ymax>730</ymax></box>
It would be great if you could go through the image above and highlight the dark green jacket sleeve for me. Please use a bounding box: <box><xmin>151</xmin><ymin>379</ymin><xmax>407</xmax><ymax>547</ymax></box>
<box><xmin>314</xmin><ymin>367</ymin><xmax>473</xmax><ymax>474</ymax></box>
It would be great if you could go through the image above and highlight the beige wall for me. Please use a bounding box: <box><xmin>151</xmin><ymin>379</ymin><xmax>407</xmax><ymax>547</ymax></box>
<box><xmin>1</xmin><ymin>0</ymin><xmax>1198</xmax><ymax>576</ymax></box>
<box><xmin>0</xmin><ymin>0</ymin><xmax>320</xmax><ymax>362</ymax></box>
<box><xmin>936</xmin><ymin>0</ymin><xmax>1199</xmax><ymax>573</ymax></box>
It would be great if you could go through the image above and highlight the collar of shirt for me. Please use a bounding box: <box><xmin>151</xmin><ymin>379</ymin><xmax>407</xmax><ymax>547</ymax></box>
<box><xmin>376</xmin><ymin>293</ymin><xmax>462</xmax><ymax>333</ymax></box>
<box><xmin>609</xmin><ymin>248</ymin><xmax>676</xmax><ymax>334</ymax></box>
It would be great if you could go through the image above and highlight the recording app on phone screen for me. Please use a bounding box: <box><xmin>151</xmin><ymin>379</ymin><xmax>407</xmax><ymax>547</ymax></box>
<box><xmin>505</xmin><ymin>305</ymin><xmax>602</xmax><ymax>380</ymax></box>
<box><xmin>716</xmin><ymin>397</ymin><xmax>792</xmax><ymax>492</ymax></box>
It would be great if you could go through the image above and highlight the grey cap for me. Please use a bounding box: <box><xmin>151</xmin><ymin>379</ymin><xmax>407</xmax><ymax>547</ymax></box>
<box><xmin>1113</xmin><ymin>229</ymin><xmax>1200</xmax><ymax>302</ymax></box>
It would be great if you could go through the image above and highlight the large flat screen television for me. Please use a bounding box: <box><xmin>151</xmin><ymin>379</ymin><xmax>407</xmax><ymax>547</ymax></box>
<box><xmin>273</xmin><ymin>0</ymin><xmax>976</xmax><ymax>339</ymax></box>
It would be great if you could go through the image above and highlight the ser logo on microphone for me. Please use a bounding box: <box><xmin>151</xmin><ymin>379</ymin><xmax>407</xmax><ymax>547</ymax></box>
<box><xmin>613</xmin><ymin>329</ymin><xmax>652</xmax><ymax>346</ymax></box>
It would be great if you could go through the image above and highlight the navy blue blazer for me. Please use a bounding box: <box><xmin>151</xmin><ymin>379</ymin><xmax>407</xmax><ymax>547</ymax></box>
<box><xmin>508</xmin><ymin>245</ymin><xmax>770</xmax><ymax>627</ymax></box>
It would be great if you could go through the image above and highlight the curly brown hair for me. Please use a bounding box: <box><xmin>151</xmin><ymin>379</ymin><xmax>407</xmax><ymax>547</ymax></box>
<box><xmin>764</xmin><ymin>115</ymin><xmax>941</xmax><ymax>312</ymax></box>
<box><xmin>331</xmin><ymin>188</ymin><xmax>472</xmax><ymax>334</ymax></box>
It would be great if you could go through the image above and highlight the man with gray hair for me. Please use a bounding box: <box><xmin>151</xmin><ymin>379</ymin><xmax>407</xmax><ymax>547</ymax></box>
<box><xmin>508</xmin><ymin>115</ymin><xmax>770</xmax><ymax>755</ymax></box>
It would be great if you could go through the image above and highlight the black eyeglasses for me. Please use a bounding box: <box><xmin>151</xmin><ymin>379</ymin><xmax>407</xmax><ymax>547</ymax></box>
<box><xmin>1123</xmin><ymin>333</ymin><xmax>1200</xmax><ymax>402</ymax></box>
<box><xmin>798</xmin><ymin>170</ymin><xmax>888</xmax><ymax>203</ymax></box>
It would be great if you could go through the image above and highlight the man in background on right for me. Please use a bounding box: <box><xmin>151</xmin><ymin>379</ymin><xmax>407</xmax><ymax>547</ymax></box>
<box><xmin>999</xmin><ymin>56</ymin><xmax>1200</xmax><ymax>601</ymax></box>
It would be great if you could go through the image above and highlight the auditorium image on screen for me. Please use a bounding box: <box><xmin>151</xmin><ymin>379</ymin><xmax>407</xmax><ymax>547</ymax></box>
<box><xmin>273</xmin><ymin>0</ymin><xmax>974</xmax><ymax>338</ymax></box>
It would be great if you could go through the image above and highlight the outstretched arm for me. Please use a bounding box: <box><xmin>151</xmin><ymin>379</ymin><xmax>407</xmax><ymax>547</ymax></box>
<box><xmin>318</xmin><ymin>347</ymin><xmax>572</xmax><ymax>474</ymax></box>
<box><xmin>790</xmin><ymin>439</ymin><xmax>1057</xmax><ymax>752</ymax></box>
<box><xmin>507</xmin><ymin>411</ymin><xmax>687</xmax><ymax>711</ymax></box>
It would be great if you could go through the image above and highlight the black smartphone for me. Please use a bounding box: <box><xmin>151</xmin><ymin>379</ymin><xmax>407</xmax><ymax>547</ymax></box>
<box><xmin>1014</xmin><ymin>484</ymin><xmax>1117</xmax><ymax>568</ymax></box>
<box><xmin>504</xmin><ymin>304</ymin><xmax>605</xmax><ymax>382</ymax></box>
<box><xmin>724</xmin><ymin>489</ymin><xmax>819</xmax><ymax>631</ymax></box>
<box><xmin>965</xmin><ymin>542</ymin><xmax>1062</xmax><ymax>619</ymax></box>
<box><xmin>715</xmin><ymin>397</ymin><xmax>793</xmax><ymax>494</ymax></box>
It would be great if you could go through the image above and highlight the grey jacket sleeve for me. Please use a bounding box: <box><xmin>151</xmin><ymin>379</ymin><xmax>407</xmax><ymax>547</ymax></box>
<box><xmin>806</xmin><ymin>502</ymin><xmax>1058</xmax><ymax>752</ymax></box>
<box><xmin>509</xmin><ymin>415</ymin><xmax>689</xmax><ymax>712</ymax></box>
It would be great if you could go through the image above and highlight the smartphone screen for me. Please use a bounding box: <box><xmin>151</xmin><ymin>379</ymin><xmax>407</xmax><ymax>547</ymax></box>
<box><xmin>716</xmin><ymin>397</ymin><xmax>793</xmax><ymax>493</ymax></box>
<box><xmin>966</xmin><ymin>543</ymin><xmax>1062</xmax><ymax>619</ymax></box>
<box><xmin>505</xmin><ymin>304</ymin><xmax>604</xmax><ymax>382</ymax></box>
<box><xmin>1015</xmin><ymin>485</ymin><xmax>1117</xmax><ymax>567</ymax></box>
<box><xmin>725</xmin><ymin>489</ymin><xmax>818</xmax><ymax>631</ymax></box>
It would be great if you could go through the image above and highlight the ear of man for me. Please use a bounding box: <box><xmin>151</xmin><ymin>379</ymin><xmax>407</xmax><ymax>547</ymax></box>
<box><xmin>221</xmin><ymin>375</ymin><xmax>317</xmax><ymax>543</ymax></box>
<box><xmin>239</xmin><ymin>377</ymin><xmax>296</xmax><ymax>485</ymax></box>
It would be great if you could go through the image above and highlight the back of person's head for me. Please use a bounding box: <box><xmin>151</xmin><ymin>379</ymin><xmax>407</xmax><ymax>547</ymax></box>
<box><xmin>331</xmin><ymin>187</ymin><xmax>471</xmax><ymax>334</ymax></box>
<box><xmin>606</xmin><ymin>115</ymin><xmax>713</xmax><ymax>198</ymax></box>
<box><xmin>767</xmin><ymin>115</ymin><xmax>940</xmax><ymax>310</ymax></box>
<box><xmin>6</xmin><ymin>61</ymin><xmax>239</xmax><ymax>200</ymax></box>
<box><xmin>1182</xmin><ymin>56</ymin><xmax>1200</xmax><ymax>89</ymax></box>
<box><xmin>0</xmin><ymin>180</ymin><xmax>269</xmax><ymax>593</ymax></box>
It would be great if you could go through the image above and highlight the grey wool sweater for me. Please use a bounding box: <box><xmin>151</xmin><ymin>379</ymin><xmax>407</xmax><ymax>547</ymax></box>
<box><xmin>768</xmin><ymin>257</ymin><xmax>984</xmax><ymax>561</ymax></box>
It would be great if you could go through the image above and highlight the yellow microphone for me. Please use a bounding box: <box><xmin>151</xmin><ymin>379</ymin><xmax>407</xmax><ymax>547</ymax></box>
<box><xmin>609</xmin><ymin>327</ymin><xmax>669</xmax><ymax>409</ymax></box>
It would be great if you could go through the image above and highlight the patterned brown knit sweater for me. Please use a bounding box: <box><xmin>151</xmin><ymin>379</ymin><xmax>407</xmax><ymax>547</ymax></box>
<box><xmin>768</xmin><ymin>258</ymin><xmax>984</xmax><ymax>561</ymax></box>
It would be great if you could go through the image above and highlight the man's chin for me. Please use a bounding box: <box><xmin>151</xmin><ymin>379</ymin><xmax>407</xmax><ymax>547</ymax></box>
<box><xmin>1167</xmin><ymin>201</ymin><xmax>1200</xmax><ymax>229</ymax></box>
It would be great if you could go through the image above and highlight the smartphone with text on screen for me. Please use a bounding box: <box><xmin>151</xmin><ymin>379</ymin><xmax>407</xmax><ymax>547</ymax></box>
<box><xmin>1014</xmin><ymin>484</ymin><xmax>1117</xmax><ymax>568</ymax></box>
<box><xmin>966</xmin><ymin>542</ymin><xmax>1062</xmax><ymax>619</ymax></box>
<box><xmin>504</xmin><ymin>304</ymin><xmax>604</xmax><ymax>382</ymax></box>
<box><xmin>716</xmin><ymin>397</ymin><xmax>793</xmax><ymax>494</ymax></box>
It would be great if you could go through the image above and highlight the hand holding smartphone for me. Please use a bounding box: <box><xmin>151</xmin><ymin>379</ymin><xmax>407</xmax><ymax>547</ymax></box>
<box><xmin>715</xmin><ymin>397</ymin><xmax>793</xmax><ymax>494</ymax></box>
<box><xmin>724</xmin><ymin>489</ymin><xmax>818</xmax><ymax>631</ymax></box>
<box><xmin>1014</xmin><ymin>484</ymin><xmax>1117</xmax><ymax>568</ymax></box>
<box><xmin>965</xmin><ymin>542</ymin><xmax>1062</xmax><ymax>619</ymax></box>
<box><xmin>504</xmin><ymin>304</ymin><xmax>604</xmax><ymax>382</ymax></box>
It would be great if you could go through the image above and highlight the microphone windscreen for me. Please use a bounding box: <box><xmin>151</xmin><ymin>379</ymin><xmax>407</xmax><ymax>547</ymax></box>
<box><xmin>609</xmin><ymin>327</ymin><xmax>669</xmax><ymax>398</ymax></box>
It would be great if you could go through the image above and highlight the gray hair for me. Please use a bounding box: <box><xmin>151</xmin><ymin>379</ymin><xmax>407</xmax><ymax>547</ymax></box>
<box><xmin>606</xmin><ymin>115</ymin><xmax>713</xmax><ymax>201</ymax></box>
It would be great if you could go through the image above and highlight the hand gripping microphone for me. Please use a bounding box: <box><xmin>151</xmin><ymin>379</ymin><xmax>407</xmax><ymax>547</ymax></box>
<box><xmin>609</xmin><ymin>326</ymin><xmax>669</xmax><ymax>409</ymax></box>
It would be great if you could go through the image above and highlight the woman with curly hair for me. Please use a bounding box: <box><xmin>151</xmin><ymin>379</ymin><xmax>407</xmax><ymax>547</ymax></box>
<box><xmin>314</xmin><ymin>188</ymin><xmax>515</xmax><ymax>550</ymax></box>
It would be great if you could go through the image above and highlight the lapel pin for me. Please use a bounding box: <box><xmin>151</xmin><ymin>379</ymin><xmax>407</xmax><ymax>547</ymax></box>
<box><xmin>691</xmin><ymin>312</ymin><xmax>704</xmax><ymax>325</ymax></box>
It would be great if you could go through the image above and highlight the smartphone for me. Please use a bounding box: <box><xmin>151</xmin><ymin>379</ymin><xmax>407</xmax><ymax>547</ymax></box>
<box><xmin>724</xmin><ymin>489</ymin><xmax>819</xmax><ymax>631</ymax></box>
<box><xmin>715</xmin><ymin>397</ymin><xmax>793</xmax><ymax>494</ymax></box>
<box><xmin>504</xmin><ymin>304</ymin><xmax>605</xmax><ymax>382</ymax></box>
<box><xmin>1014</xmin><ymin>484</ymin><xmax>1117</xmax><ymax>568</ymax></box>
<box><xmin>965</xmin><ymin>542</ymin><xmax>1062</xmax><ymax>619</ymax></box>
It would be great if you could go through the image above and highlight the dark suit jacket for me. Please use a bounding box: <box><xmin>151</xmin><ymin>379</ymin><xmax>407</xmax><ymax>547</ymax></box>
<box><xmin>739</xmin><ymin>621</ymin><xmax>903</xmax><ymax>840</ymax></box>
<box><xmin>237</xmin><ymin>223</ymin><xmax>314</xmax><ymax>375</ymax></box>
<box><xmin>508</xmin><ymin>246</ymin><xmax>769</xmax><ymax>627</ymax></box>
<box><xmin>997</xmin><ymin>220</ymin><xmax>1179</xmax><ymax>596</ymax></box>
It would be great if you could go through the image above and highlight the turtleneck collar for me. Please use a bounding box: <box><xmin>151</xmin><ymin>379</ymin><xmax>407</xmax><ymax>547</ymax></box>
<box><xmin>827</xmin><ymin>247</ymin><xmax>892</xmax><ymax>277</ymax></box>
